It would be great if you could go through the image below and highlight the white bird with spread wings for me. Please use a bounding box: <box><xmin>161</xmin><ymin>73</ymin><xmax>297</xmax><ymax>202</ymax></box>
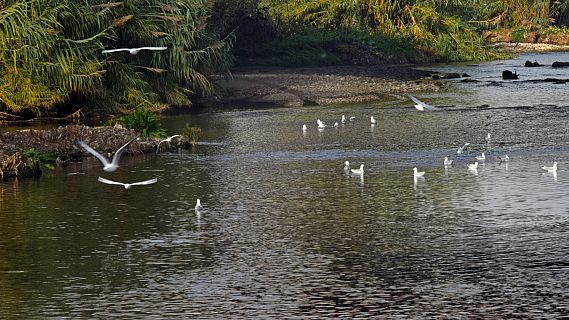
<box><xmin>79</xmin><ymin>138</ymin><xmax>137</xmax><ymax>172</ymax></box>
<box><xmin>97</xmin><ymin>177</ymin><xmax>158</xmax><ymax>189</ymax></box>
<box><xmin>408</xmin><ymin>95</ymin><xmax>437</xmax><ymax>111</ymax></box>
<box><xmin>102</xmin><ymin>47</ymin><xmax>168</xmax><ymax>55</ymax></box>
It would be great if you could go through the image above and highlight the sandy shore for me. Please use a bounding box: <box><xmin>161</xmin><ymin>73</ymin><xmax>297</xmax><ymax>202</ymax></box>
<box><xmin>201</xmin><ymin>65</ymin><xmax>449</xmax><ymax>108</ymax></box>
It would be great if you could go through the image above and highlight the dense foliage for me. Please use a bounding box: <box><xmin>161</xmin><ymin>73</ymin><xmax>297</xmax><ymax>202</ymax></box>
<box><xmin>0</xmin><ymin>0</ymin><xmax>233</xmax><ymax>116</ymax></box>
<box><xmin>256</xmin><ymin>0</ymin><xmax>569</xmax><ymax>62</ymax></box>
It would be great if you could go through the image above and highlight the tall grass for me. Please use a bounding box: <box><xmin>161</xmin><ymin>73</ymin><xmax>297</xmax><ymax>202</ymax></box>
<box><xmin>257</xmin><ymin>0</ymin><xmax>561</xmax><ymax>61</ymax></box>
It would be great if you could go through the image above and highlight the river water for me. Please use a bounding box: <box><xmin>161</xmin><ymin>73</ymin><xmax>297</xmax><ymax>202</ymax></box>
<box><xmin>1</xmin><ymin>52</ymin><xmax>569</xmax><ymax>318</ymax></box>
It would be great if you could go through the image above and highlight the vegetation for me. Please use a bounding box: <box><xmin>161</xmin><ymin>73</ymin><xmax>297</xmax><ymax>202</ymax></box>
<box><xmin>22</xmin><ymin>148</ymin><xmax>57</xmax><ymax>170</ymax></box>
<box><xmin>0</xmin><ymin>0</ymin><xmax>233</xmax><ymax>116</ymax></box>
<box><xmin>114</xmin><ymin>109</ymin><xmax>167</xmax><ymax>138</ymax></box>
<box><xmin>1</xmin><ymin>0</ymin><xmax>569</xmax><ymax>118</ymax></box>
<box><xmin>181</xmin><ymin>125</ymin><xmax>203</xmax><ymax>145</ymax></box>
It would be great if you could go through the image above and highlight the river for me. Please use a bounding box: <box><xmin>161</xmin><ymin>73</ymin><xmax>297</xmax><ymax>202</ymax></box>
<box><xmin>1</xmin><ymin>52</ymin><xmax>569</xmax><ymax>318</ymax></box>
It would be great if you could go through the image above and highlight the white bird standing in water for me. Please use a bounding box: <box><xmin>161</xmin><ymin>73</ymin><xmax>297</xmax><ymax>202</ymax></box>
<box><xmin>317</xmin><ymin>119</ymin><xmax>326</xmax><ymax>129</ymax></box>
<box><xmin>499</xmin><ymin>155</ymin><xmax>510</xmax><ymax>162</ymax></box>
<box><xmin>156</xmin><ymin>134</ymin><xmax>182</xmax><ymax>153</ymax></box>
<box><xmin>444</xmin><ymin>156</ymin><xmax>453</xmax><ymax>166</ymax></box>
<box><xmin>457</xmin><ymin>143</ymin><xmax>470</xmax><ymax>154</ymax></box>
<box><xmin>102</xmin><ymin>46</ymin><xmax>168</xmax><ymax>55</ymax></box>
<box><xmin>343</xmin><ymin>161</ymin><xmax>351</xmax><ymax>173</ymax></box>
<box><xmin>79</xmin><ymin>138</ymin><xmax>137</xmax><ymax>172</ymax></box>
<box><xmin>195</xmin><ymin>198</ymin><xmax>203</xmax><ymax>212</ymax></box>
<box><xmin>413</xmin><ymin>167</ymin><xmax>425</xmax><ymax>179</ymax></box>
<box><xmin>350</xmin><ymin>164</ymin><xmax>364</xmax><ymax>175</ymax></box>
<box><xmin>341</xmin><ymin>115</ymin><xmax>346</xmax><ymax>124</ymax></box>
<box><xmin>371</xmin><ymin>116</ymin><xmax>377</xmax><ymax>124</ymax></box>
<box><xmin>486</xmin><ymin>133</ymin><xmax>492</xmax><ymax>142</ymax></box>
<box><xmin>541</xmin><ymin>162</ymin><xmax>557</xmax><ymax>172</ymax></box>
<box><xmin>467</xmin><ymin>162</ymin><xmax>479</xmax><ymax>170</ymax></box>
<box><xmin>409</xmin><ymin>95</ymin><xmax>437</xmax><ymax>111</ymax></box>
<box><xmin>475</xmin><ymin>152</ymin><xmax>486</xmax><ymax>161</ymax></box>
<box><xmin>302</xmin><ymin>124</ymin><xmax>307</xmax><ymax>132</ymax></box>
<box><xmin>97</xmin><ymin>177</ymin><xmax>157</xmax><ymax>189</ymax></box>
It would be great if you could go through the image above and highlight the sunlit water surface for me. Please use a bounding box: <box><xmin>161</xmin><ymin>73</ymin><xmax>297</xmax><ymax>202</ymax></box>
<box><xmin>2</xmin><ymin>53</ymin><xmax>569</xmax><ymax>318</ymax></box>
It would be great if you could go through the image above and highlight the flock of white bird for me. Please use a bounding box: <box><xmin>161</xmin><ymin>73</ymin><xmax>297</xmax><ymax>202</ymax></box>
<box><xmin>78</xmin><ymin>45</ymin><xmax>204</xmax><ymax>214</ymax></box>
<box><xmin>303</xmin><ymin>95</ymin><xmax>559</xmax><ymax>181</ymax></box>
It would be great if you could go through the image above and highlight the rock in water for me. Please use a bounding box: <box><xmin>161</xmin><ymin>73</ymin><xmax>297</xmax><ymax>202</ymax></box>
<box><xmin>502</xmin><ymin>70</ymin><xmax>519</xmax><ymax>80</ymax></box>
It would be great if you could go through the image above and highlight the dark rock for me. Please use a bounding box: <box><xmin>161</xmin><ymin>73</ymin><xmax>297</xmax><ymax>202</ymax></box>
<box><xmin>552</xmin><ymin>61</ymin><xmax>569</xmax><ymax>68</ymax></box>
<box><xmin>461</xmin><ymin>73</ymin><xmax>471</xmax><ymax>77</ymax></box>
<box><xmin>502</xmin><ymin>70</ymin><xmax>519</xmax><ymax>80</ymax></box>
<box><xmin>524</xmin><ymin>60</ymin><xmax>543</xmax><ymax>67</ymax></box>
<box><xmin>460</xmin><ymin>78</ymin><xmax>479</xmax><ymax>83</ymax></box>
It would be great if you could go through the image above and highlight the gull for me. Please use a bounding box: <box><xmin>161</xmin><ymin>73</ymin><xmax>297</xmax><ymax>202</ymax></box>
<box><xmin>444</xmin><ymin>156</ymin><xmax>453</xmax><ymax>166</ymax></box>
<box><xmin>195</xmin><ymin>199</ymin><xmax>203</xmax><ymax>212</ymax></box>
<box><xmin>349</xmin><ymin>116</ymin><xmax>356</xmax><ymax>121</ymax></box>
<box><xmin>467</xmin><ymin>162</ymin><xmax>478</xmax><ymax>170</ymax></box>
<box><xmin>317</xmin><ymin>119</ymin><xmax>326</xmax><ymax>129</ymax></box>
<box><xmin>457</xmin><ymin>143</ymin><xmax>470</xmax><ymax>154</ymax></box>
<box><xmin>371</xmin><ymin>116</ymin><xmax>377</xmax><ymax>124</ymax></box>
<box><xmin>413</xmin><ymin>167</ymin><xmax>425</xmax><ymax>179</ymax></box>
<box><xmin>486</xmin><ymin>133</ymin><xmax>492</xmax><ymax>142</ymax></box>
<box><xmin>97</xmin><ymin>176</ymin><xmax>157</xmax><ymax>189</ymax></box>
<box><xmin>541</xmin><ymin>162</ymin><xmax>557</xmax><ymax>172</ymax></box>
<box><xmin>156</xmin><ymin>134</ymin><xmax>182</xmax><ymax>153</ymax></box>
<box><xmin>409</xmin><ymin>94</ymin><xmax>437</xmax><ymax>111</ymax></box>
<box><xmin>334</xmin><ymin>122</ymin><xmax>339</xmax><ymax>127</ymax></box>
<box><xmin>475</xmin><ymin>152</ymin><xmax>486</xmax><ymax>161</ymax></box>
<box><xmin>499</xmin><ymin>155</ymin><xmax>510</xmax><ymax>162</ymax></box>
<box><xmin>102</xmin><ymin>46</ymin><xmax>168</xmax><ymax>55</ymax></box>
<box><xmin>79</xmin><ymin>138</ymin><xmax>137</xmax><ymax>172</ymax></box>
<box><xmin>302</xmin><ymin>124</ymin><xmax>307</xmax><ymax>132</ymax></box>
<box><xmin>350</xmin><ymin>164</ymin><xmax>364</xmax><ymax>175</ymax></box>
<box><xmin>341</xmin><ymin>115</ymin><xmax>347</xmax><ymax>124</ymax></box>
<box><xmin>343</xmin><ymin>161</ymin><xmax>351</xmax><ymax>173</ymax></box>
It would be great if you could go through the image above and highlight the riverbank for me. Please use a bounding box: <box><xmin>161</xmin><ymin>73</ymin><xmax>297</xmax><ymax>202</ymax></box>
<box><xmin>0</xmin><ymin>125</ymin><xmax>156</xmax><ymax>180</ymax></box>
<box><xmin>200</xmin><ymin>65</ymin><xmax>448</xmax><ymax>108</ymax></box>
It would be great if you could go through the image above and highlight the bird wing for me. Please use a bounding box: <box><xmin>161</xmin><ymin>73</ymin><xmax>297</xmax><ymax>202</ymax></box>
<box><xmin>409</xmin><ymin>95</ymin><xmax>436</xmax><ymax>110</ymax></box>
<box><xmin>111</xmin><ymin>138</ymin><xmax>137</xmax><ymax>166</ymax></box>
<box><xmin>79</xmin><ymin>141</ymin><xmax>111</xmax><ymax>166</ymax></box>
<box><xmin>462</xmin><ymin>143</ymin><xmax>470</xmax><ymax>149</ymax></box>
<box><xmin>139</xmin><ymin>47</ymin><xmax>168</xmax><ymax>51</ymax></box>
<box><xmin>98</xmin><ymin>176</ymin><xmax>126</xmax><ymax>186</ymax></box>
<box><xmin>102</xmin><ymin>49</ymin><xmax>127</xmax><ymax>53</ymax></box>
<box><xmin>130</xmin><ymin>178</ymin><xmax>158</xmax><ymax>186</ymax></box>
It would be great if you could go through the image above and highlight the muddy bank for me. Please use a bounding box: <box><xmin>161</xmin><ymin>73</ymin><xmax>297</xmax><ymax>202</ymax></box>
<box><xmin>200</xmin><ymin>65</ymin><xmax>449</xmax><ymax>108</ymax></box>
<box><xmin>0</xmin><ymin>125</ymin><xmax>159</xmax><ymax>180</ymax></box>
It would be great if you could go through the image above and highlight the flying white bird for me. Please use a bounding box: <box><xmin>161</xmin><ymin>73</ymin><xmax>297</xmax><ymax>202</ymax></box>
<box><xmin>156</xmin><ymin>134</ymin><xmax>182</xmax><ymax>153</ymax></box>
<box><xmin>444</xmin><ymin>156</ymin><xmax>453</xmax><ymax>166</ymax></box>
<box><xmin>79</xmin><ymin>138</ymin><xmax>137</xmax><ymax>172</ymax></box>
<box><xmin>409</xmin><ymin>94</ymin><xmax>437</xmax><ymax>111</ymax></box>
<box><xmin>467</xmin><ymin>162</ymin><xmax>479</xmax><ymax>170</ymax></box>
<box><xmin>350</xmin><ymin>164</ymin><xmax>364</xmax><ymax>175</ymax></box>
<box><xmin>371</xmin><ymin>116</ymin><xmax>377</xmax><ymax>124</ymax></box>
<box><xmin>541</xmin><ymin>162</ymin><xmax>557</xmax><ymax>172</ymax></box>
<box><xmin>413</xmin><ymin>167</ymin><xmax>425</xmax><ymax>178</ymax></box>
<box><xmin>499</xmin><ymin>155</ymin><xmax>510</xmax><ymax>162</ymax></box>
<box><xmin>457</xmin><ymin>143</ymin><xmax>470</xmax><ymax>154</ymax></box>
<box><xmin>102</xmin><ymin>46</ymin><xmax>168</xmax><ymax>55</ymax></box>
<box><xmin>475</xmin><ymin>152</ymin><xmax>486</xmax><ymax>161</ymax></box>
<box><xmin>97</xmin><ymin>176</ymin><xmax>157</xmax><ymax>189</ymax></box>
<box><xmin>317</xmin><ymin>119</ymin><xmax>326</xmax><ymax>129</ymax></box>
<box><xmin>195</xmin><ymin>198</ymin><xmax>203</xmax><ymax>212</ymax></box>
